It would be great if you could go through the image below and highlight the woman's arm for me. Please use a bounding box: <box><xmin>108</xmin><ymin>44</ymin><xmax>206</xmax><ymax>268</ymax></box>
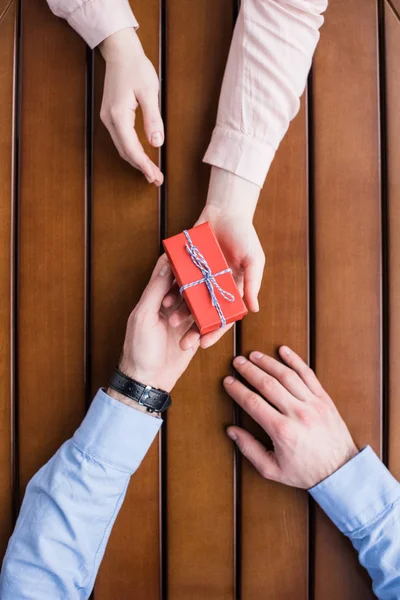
<box><xmin>197</xmin><ymin>0</ymin><xmax>328</xmax><ymax>325</ymax></box>
<box><xmin>46</xmin><ymin>0</ymin><xmax>137</xmax><ymax>49</ymax></box>
<box><xmin>46</xmin><ymin>1</ymin><xmax>164</xmax><ymax>185</ymax></box>
<box><xmin>204</xmin><ymin>0</ymin><xmax>328</xmax><ymax>188</ymax></box>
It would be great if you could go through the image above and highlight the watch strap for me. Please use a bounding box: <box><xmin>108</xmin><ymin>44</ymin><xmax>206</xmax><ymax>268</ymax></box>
<box><xmin>109</xmin><ymin>369</ymin><xmax>172</xmax><ymax>413</ymax></box>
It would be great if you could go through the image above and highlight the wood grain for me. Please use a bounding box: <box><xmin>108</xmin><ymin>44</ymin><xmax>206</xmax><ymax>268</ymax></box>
<box><xmin>18</xmin><ymin>0</ymin><xmax>86</xmax><ymax>492</ymax></box>
<box><xmin>0</xmin><ymin>0</ymin><xmax>16</xmax><ymax>559</ymax></box>
<box><xmin>166</xmin><ymin>1</ymin><xmax>235</xmax><ymax>598</ymax></box>
<box><xmin>385</xmin><ymin>1</ymin><xmax>400</xmax><ymax>479</ymax></box>
<box><xmin>240</xmin><ymin>102</ymin><xmax>309</xmax><ymax>600</ymax></box>
<box><xmin>311</xmin><ymin>1</ymin><xmax>381</xmax><ymax>597</ymax></box>
<box><xmin>92</xmin><ymin>2</ymin><xmax>162</xmax><ymax>598</ymax></box>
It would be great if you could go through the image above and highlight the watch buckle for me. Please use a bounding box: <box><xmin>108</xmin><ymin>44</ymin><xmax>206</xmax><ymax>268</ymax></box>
<box><xmin>138</xmin><ymin>385</ymin><xmax>152</xmax><ymax>407</ymax></box>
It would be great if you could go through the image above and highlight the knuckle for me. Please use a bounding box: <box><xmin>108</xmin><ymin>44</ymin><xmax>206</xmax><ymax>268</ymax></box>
<box><xmin>118</xmin><ymin>149</ymin><xmax>129</xmax><ymax>161</ymax></box>
<box><xmin>129</xmin><ymin>308</ymin><xmax>142</xmax><ymax>325</ymax></box>
<box><xmin>273</xmin><ymin>418</ymin><xmax>289</xmax><ymax>439</ymax></box>
<box><xmin>109</xmin><ymin>105</ymin><xmax>125</xmax><ymax>124</ymax></box>
<box><xmin>99</xmin><ymin>108</ymin><xmax>108</xmax><ymax>124</ymax></box>
<box><xmin>262</xmin><ymin>376</ymin><xmax>277</xmax><ymax>395</ymax></box>
<box><xmin>303</xmin><ymin>364</ymin><xmax>314</xmax><ymax>377</ymax></box>
<box><xmin>239</xmin><ymin>442</ymin><xmax>252</xmax><ymax>459</ymax></box>
<box><xmin>244</xmin><ymin>391</ymin><xmax>261</xmax><ymax>413</ymax></box>
<box><xmin>145</xmin><ymin>112</ymin><xmax>161</xmax><ymax>125</ymax></box>
<box><xmin>297</xmin><ymin>406</ymin><xmax>314</xmax><ymax>427</ymax></box>
<box><xmin>282</xmin><ymin>370</ymin><xmax>296</xmax><ymax>388</ymax></box>
<box><xmin>259</xmin><ymin>462</ymin><xmax>271</xmax><ymax>480</ymax></box>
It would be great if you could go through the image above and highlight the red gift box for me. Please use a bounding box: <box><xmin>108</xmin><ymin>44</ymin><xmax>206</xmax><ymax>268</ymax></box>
<box><xmin>163</xmin><ymin>222</ymin><xmax>247</xmax><ymax>335</ymax></box>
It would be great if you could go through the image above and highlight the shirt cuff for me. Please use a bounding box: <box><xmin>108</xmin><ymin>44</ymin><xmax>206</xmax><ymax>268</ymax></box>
<box><xmin>203</xmin><ymin>125</ymin><xmax>276</xmax><ymax>188</ymax></box>
<box><xmin>73</xmin><ymin>388</ymin><xmax>162</xmax><ymax>473</ymax></box>
<box><xmin>309</xmin><ymin>446</ymin><xmax>400</xmax><ymax>535</ymax></box>
<box><xmin>68</xmin><ymin>0</ymin><xmax>139</xmax><ymax>49</ymax></box>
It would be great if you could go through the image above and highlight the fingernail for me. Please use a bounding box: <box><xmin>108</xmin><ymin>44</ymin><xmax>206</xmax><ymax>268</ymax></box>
<box><xmin>151</xmin><ymin>132</ymin><xmax>163</xmax><ymax>146</ymax></box>
<box><xmin>250</xmin><ymin>351</ymin><xmax>263</xmax><ymax>360</ymax></box>
<box><xmin>160</xmin><ymin>263</ymin><xmax>170</xmax><ymax>276</ymax></box>
<box><xmin>227</xmin><ymin>429</ymin><xmax>238</xmax><ymax>441</ymax></box>
<box><xmin>281</xmin><ymin>346</ymin><xmax>291</xmax><ymax>356</ymax></box>
<box><xmin>234</xmin><ymin>356</ymin><xmax>246</xmax><ymax>366</ymax></box>
<box><xmin>224</xmin><ymin>376</ymin><xmax>235</xmax><ymax>385</ymax></box>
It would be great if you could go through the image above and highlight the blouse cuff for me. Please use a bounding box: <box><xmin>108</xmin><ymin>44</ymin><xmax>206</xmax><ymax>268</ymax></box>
<box><xmin>68</xmin><ymin>0</ymin><xmax>139</xmax><ymax>49</ymax></box>
<box><xmin>203</xmin><ymin>125</ymin><xmax>276</xmax><ymax>188</ymax></box>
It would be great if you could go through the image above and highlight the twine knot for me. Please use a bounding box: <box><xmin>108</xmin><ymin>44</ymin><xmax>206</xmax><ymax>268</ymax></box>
<box><xmin>179</xmin><ymin>229</ymin><xmax>235</xmax><ymax>328</ymax></box>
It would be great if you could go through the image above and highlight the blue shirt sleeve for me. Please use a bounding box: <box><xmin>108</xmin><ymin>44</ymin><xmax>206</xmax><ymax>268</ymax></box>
<box><xmin>0</xmin><ymin>389</ymin><xmax>162</xmax><ymax>600</ymax></box>
<box><xmin>310</xmin><ymin>446</ymin><xmax>400</xmax><ymax>599</ymax></box>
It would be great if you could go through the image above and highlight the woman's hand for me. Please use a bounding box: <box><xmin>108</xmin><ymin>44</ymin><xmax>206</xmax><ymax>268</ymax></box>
<box><xmin>161</xmin><ymin>168</ymin><xmax>264</xmax><ymax>350</ymax></box>
<box><xmin>118</xmin><ymin>255</ymin><xmax>199</xmax><ymax>393</ymax></box>
<box><xmin>197</xmin><ymin>167</ymin><xmax>264</xmax><ymax>312</ymax></box>
<box><xmin>99</xmin><ymin>28</ymin><xmax>164</xmax><ymax>186</ymax></box>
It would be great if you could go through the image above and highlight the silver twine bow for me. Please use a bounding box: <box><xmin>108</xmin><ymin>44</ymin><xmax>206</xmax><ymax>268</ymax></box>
<box><xmin>179</xmin><ymin>229</ymin><xmax>235</xmax><ymax>328</ymax></box>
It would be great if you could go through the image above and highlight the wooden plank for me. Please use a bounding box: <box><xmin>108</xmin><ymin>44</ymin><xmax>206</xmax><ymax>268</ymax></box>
<box><xmin>0</xmin><ymin>0</ymin><xmax>16</xmax><ymax>559</ymax></box>
<box><xmin>166</xmin><ymin>2</ymin><xmax>235</xmax><ymax>598</ymax></box>
<box><xmin>312</xmin><ymin>1</ymin><xmax>381</xmax><ymax>597</ymax></box>
<box><xmin>18</xmin><ymin>0</ymin><xmax>86</xmax><ymax>491</ymax></box>
<box><xmin>388</xmin><ymin>0</ymin><xmax>400</xmax><ymax>18</ymax></box>
<box><xmin>240</xmin><ymin>103</ymin><xmax>309</xmax><ymax>599</ymax></box>
<box><xmin>92</xmin><ymin>2</ymin><xmax>161</xmax><ymax>598</ymax></box>
<box><xmin>385</xmin><ymin>1</ymin><xmax>400</xmax><ymax>479</ymax></box>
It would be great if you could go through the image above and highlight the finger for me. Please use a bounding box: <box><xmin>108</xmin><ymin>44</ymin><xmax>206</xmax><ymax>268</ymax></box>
<box><xmin>163</xmin><ymin>294</ymin><xmax>176</xmax><ymax>309</ymax></box>
<box><xmin>243</xmin><ymin>246</ymin><xmax>265</xmax><ymax>313</ymax></box>
<box><xmin>175</xmin><ymin>313</ymin><xmax>196</xmax><ymax>340</ymax></box>
<box><xmin>279</xmin><ymin>346</ymin><xmax>325</xmax><ymax>396</ymax></box>
<box><xmin>180</xmin><ymin>322</ymin><xmax>201</xmax><ymax>350</ymax></box>
<box><xmin>223</xmin><ymin>376</ymin><xmax>284</xmax><ymax>435</ymax></box>
<box><xmin>227</xmin><ymin>427</ymin><xmax>281</xmax><ymax>482</ymax></box>
<box><xmin>162</xmin><ymin>282</ymin><xmax>180</xmax><ymax>309</ymax></box>
<box><xmin>139</xmin><ymin>255</ymin><xmax>173</xmax><ymax>312</ymax></box>
<box><xmin>232</xmin><ymin>356</ymin><xmax>296</xmax><ymax>415</ymax></box>
<box><xmin>169</xmin><ymin>302</ymin><xmax>191</xmax><ymax>328</ymax></box>
<box><xmin>110</xmin><ymin>112</ymin><xmax>164</xmax><ymax>185</ymax></box>
<box><xmin>249</xmin><ymin>351</ymin><xmax>311</xmax><ymax>402</ymax></box>
<box><xmin>136</xmin><ymin>87</ymin><xmax>164</xmax><ymax>147</ymax></box>
<box><xmin>200</xmin><ymin>322</ymin><xmax>234</xmax><ymax>349</ymax></box>
<box><xmin>108</xmin><ymin>119</ymin><xmax>161</xmax><ymax>184</ymax></box>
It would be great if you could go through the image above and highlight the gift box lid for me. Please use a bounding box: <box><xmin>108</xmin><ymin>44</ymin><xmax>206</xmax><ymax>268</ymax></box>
<box><xmin>163</xmin><ymin>222</ymin><xmax>247</xmax><ymax>335</ymax></box>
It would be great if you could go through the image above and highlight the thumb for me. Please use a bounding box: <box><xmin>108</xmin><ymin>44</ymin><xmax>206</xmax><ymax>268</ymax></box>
<box><xmin>227</xmin><ymin>427</ymin><xmax>280</xmax><ymax>481</ymax></box>
<box><xmin>139</xmin><ymin>254</ymin><xmax>173</xmax><ymax>312</ymax></box>
<box><xmin>136</xmin><ymin>88</ymin><xmax>164</xmax><ymax>147</ymax></box>
<box><xmin>243</xmin><ymin>247</ymin><xmax>265</xmax><ymax>313</ymax></box>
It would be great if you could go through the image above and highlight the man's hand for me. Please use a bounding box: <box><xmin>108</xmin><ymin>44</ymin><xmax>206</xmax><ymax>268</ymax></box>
<box><xmin>224</xmin><ymin>347</ymin><xmax>358</xmax><ymax>489</ymax></box>
<box><xmin>99</xmin><ymin>28</ymin><xmax>164</xmax><ymax>186</ymax></box>
<box><xmin>116</xmin><ymin>255</ymin><xmax>199</xmax><ymax>394</ymax></box>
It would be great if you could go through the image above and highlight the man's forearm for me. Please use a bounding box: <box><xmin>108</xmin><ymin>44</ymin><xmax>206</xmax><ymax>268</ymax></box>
<box><xmin>0</xmin><ymin>389</ymin><xmax>161</xmax><ymax>600</ymax></box>
<box><xmin>310</xmin><ymin>447</ymin><xmax>400</xmax><ymax>599</ymax></box>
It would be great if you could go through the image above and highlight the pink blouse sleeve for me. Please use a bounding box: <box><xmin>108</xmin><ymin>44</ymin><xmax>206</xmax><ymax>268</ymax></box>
<box><xmin>46</xmin><ymin>0</ymin><xmax>138</xmax><ymax>49</ymax></box>
<box><xmin>203</xmin><ymin>0</ymin><xmax>328</xmax><ymax>187</ymax></box>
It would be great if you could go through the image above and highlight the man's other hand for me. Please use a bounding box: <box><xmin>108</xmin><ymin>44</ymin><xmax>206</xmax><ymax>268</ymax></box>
<box><xmin>224</xmin><ymin>347</ymin><xmax>358</xmax><ymax>489</ymax></box>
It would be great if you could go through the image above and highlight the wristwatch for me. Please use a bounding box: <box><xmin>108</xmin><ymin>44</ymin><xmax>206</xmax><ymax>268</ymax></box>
<box><xmin>109</xmin><ymin>368</ymin><xmax>172</xmax><ymax>414</ymax></box>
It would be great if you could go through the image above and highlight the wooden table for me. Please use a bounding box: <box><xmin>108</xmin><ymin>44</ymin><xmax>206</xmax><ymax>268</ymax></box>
<box><xmin>1</xmin><ymin>0</ymin><xmax>399</xmax><ymax>598</ymax></box>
